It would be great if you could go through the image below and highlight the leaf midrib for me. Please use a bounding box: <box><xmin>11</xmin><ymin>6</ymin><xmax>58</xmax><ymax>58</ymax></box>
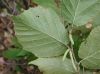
<box><xmin>15</xmin><ymin>16</ymin><xmax>67</xmax><ymax>47</ymax></box>
<box><xmin>72</xmin><ymin>0</ymin><xmax>80</xmax><ymax>25</ymax></box>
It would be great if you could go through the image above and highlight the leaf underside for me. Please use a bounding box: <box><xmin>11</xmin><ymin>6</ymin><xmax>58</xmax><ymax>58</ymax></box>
<box><xmin>79</xmin><ymin>26</ymin><xmax>100</xmax><ymax>69</ymax></box>
<box><xmin>61</xmin><ymin>0</ymin><xmax>100</xmax><ymax>26</ymax></box>
<box><xmin>13</xmin><ymin>6</ymin><xmax>68</xmax><ymax>57</ymax></box>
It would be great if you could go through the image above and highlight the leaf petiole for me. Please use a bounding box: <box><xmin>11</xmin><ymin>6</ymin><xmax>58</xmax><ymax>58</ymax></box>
<box><xmin>62</xmin><ymin>49</ymin><xmax>70</xmax><ymax>61</ymax></box>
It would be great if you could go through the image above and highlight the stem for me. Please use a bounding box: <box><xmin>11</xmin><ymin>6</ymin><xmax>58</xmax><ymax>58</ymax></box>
<box><xmin>68</xmin><ymin>29</ymin><xmax>77</xmax><ymax>63</ymax></box>
<box><xmin>69</xmin><ymin>50</ymin><xmax>78</xmax><ymax>72</ymax></box>
<box><xmin>69</xmin><ymin>30</ymin><xmax>74</xmax><ymax>45</ymax></box>
<box><xmin>68</xmin><ymin>28</ymin><xmax>80</xmax><ymax>73</ymax></box>
<box><xmin>63</xmin><ymin>48</ymin><xmax>70</xmax><ymax>61</ymax></box>
<box><xmin>82</xmin><ymin>67</ymin><xmax>84</xmax><ymax>74</ymax></box>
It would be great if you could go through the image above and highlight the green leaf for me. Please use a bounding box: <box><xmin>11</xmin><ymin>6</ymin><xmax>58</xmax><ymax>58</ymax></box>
<box><xmin>92</xmin><ymin>14</ymin><xmax>100</xmax><ymax>27</ymax></box>
<box><xmin>3</xmin><ymin>48</ymin><xmax>25</xmax><ymax>59</ymax></box>
<box><xmin>13</xmin><ymin>6</ymin><xmax>68</xmax><ymax>57</ymax></box>
<box><xmin>33</xmin><ymin>0</ymin><xmax>56</xmax><ymax>7</ymax></box>
<box><xmin>80</xmin><ymin>70</ymin><xmax>93</xmax><ymax>74</ymax></box>
<box><xmin>11</xmin><ymin>37</ymin><xmax>22</xmax><ymax>49</ymax></box>
<box><xmin>33</xmin><ymin>0</ymin><xmax>60</xmax><ymax>11</ymax></box>
<box><xmin>32</xmin><ymin>0</ymin><xmax>62</xmax><ymax>16</ymax></box>
<box><xmin>61</xmin><ymin>0</ymin><xmax>100</xmax><ymax>26</ymax></box>
<box><xmin>30</xmin><ymin>57</ymin><xmax>75</xmax><ymax>74</ymax></box>
<box><xmin>78</xmin><ymin>26</ymin><xmax>100</xmax><ymax>69</ymax></box>
<box><xmin>3</xmin><ymin>48</ymin><xmax>37</xmax><ymax>60</ymax></box>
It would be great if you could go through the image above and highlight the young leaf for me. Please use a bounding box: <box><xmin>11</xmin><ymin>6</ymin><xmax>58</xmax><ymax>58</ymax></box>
<box><xmin>13</xmin><ymin>6</ymin><xmax>68</xmax><ymax>57</ymax></box>
<box><xmin>78</xmin><ymin>26</ymin><xmax>100</xmax><ymax>69</ymax></box>
<box><xmin>61</xmin><ymin>0</ymin><xmax>100</xmax><ymax>26</ymax></box>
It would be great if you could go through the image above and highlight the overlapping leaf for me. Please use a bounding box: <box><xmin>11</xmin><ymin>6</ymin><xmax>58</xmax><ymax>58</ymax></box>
<box><xmin>78</xmin><ymin>26</ymin><xmax>100</xmax><ymax>69</ymax></box>
<box><xmin>61</xmin><ymin>0</ymin><xmax>100</xmax><ymax>26</ymax></box>
<box><xmin>33</xmin><ymin>0</ymin><xmax>61</xmax><ymax>10</ymax></box>
<box><xmin>13</xmin><ymin>6</ymin><xmax>68</xmax><ymax>57</ymax></box>
<box><xmin>30</xmin><ymin>57</ymin><xmax>75</xmax><ymax>74</ymax></box>
<box><xmin>33</xmin><ymin>0</ymin><xmax>55</xmax><ymax>7</ymax></box>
